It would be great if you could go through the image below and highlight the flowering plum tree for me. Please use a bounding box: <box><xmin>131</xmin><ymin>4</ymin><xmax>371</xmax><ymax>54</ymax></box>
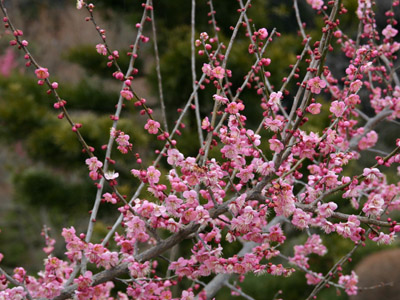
<box><xmin>1</xmin><ymin>0</ymin><xmax>400</xmax><ymax>299</ymax></box>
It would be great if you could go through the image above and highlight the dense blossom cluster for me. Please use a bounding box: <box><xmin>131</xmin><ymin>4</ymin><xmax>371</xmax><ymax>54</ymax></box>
<box><xmin>1</xmin><ymin>0</ymin><xmax>400</xmax><ymax>299</ymax></box>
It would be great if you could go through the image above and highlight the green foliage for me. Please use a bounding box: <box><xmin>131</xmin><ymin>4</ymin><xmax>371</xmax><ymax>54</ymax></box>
<box><xmin>64</xmin><ymin>44</ymin><xmax>137</xmax><ymax>79</ymax></box>
<box><xmin>60</xmin><ymin>78</ymin><xmax>118</xmax><ymax>112</ymax></box>
<box><xmin>0</xmin><ymin>75</ymin><xmax>51</xmax><ymax>140</ymax></box>
<box><xmin>13</xmin><ymin>168</ymin><xmax>92</xmax><ymax>212</ymax></box>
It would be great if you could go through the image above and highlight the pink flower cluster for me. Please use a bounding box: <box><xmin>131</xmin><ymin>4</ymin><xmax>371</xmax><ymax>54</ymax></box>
<box><xmin>85</xmin><ymin>156</ymin><xmax>102</xmax><ymax>180</ymax></box>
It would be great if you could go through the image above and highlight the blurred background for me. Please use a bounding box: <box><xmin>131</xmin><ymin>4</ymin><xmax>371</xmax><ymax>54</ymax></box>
<box><xmin>0</xmin><ymin>0</ymin><xmax>399</xmax><ymax>299</ymax></box>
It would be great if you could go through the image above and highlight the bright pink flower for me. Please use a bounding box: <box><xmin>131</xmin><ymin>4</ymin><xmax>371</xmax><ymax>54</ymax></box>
<box><xmin>103</xmin><ymin>192</ymin><xmax>117</xmax><ymax>204</ymax></box>
<box><xmin>146</xmin><ymin>166</ymin><xmax>161</xmax><ymax>185</ymax></box>
<box><xmin>336</xmin><ymin>215</ymin><xmax>362</xmax><ymax>242</ymax></box>
<box><xmin>181</xmin><ymin>290</ymin><xmax>195</xmax><ymax>300</ymax></box>
<box><xmin>371</xmin><ymin>232</ymin><xmax>395</xmax><ymax>245</ymax></box>
<box><xmin>362</xmin><ymin>167</ymin><xmax>381</xmax><ymax>179</ymax></box>
<box><xmin>201</xmin><ymin>116</ymin><xmax>210</xmax><ymax>129</ymax></box>
<box><xmin>345</xmin><ymin>64</ymin><xmax>357</xmax><ymax>80</ymax></box>
<box><xmin>358</xmin><ymin>130</ymin><xmax>378</xmax><ymax>150</ymax></box>
<box><xmin>306</xmin><ymin>0</ymin><xmax>324</xmax><ymax>10</ymax></box>
<box><xmin>115</xmin><ymin>132</ymin><xmax>132</xmax><ymax>154</ymax></box>
<box><xmin>307</xmin><ymin>103</ymin><xmax>322</xmax><ymax>115</ymax></box>
<box><xmin>144</xmin><ymin>119</ymin><xmax>160</xmax><ymax>134</ymax></box>
<box><xmin>202</xmin><ymin>63</ymin><xmax>212</xmax><ymax>76</ymax></box>
<box><xmin>85</xmin><ymin>157</ymin><xmax>102</xmax><ymax>171</ymax></box>
<box><xmin>264</xmin><ymin>116</ymin><xmax>284</xmax><ymax>132</ymax></box>
<box><xmin>268</xmin><ymin>91</ymin><xmax>282</xmax><ymax>105</ymax></box>
<box><xmin>200</xmin><ymin>32</ymin><xmax>209</xmax><ymax>41</ymax></box>
<box><xmin>269</xmin><ymin>138</ymin><xmax>284</xmax><ymax>154</ymax></box>
<box><xmin>338</xmin><ymin>271</ymin><xmax>358</xmax><ymax>296</ymax></box>
<box><xmin>35</xmin><ymin>67</ymin><xmax>49</xmax><ymax>79</ymax></box>
<box><xmin>226</xmin><ymin>102</ymin><xmax>245</xmax><ymax>114</ymax></box>
<box><xmin>292</xmin><ymin>208</ymin><xmax>311</xmax><ymax>229</ymax></box>
<box><xmin>212</xmin><ymin>66</ymin><xmax>225</xmax><ymax>79</ymax></box>
<box><xmin>317</xmin><ymin>202</ymin><xmax>338</xmax><ymax>218</ymax></box>
<box><xmin>308</xmin><ymin>76</ymin><xmax>326</xmax><ymax>94</ymax></box>
<box><xmin>258</xmin><ymin>28</ymin><xmax>268</xmax><ymax>40</ymax></box>
<box><xmin>167</xmin><ymin>148</ymin><xmax>184</xmax><ymax>165</ymax></box>
<box><xmin>96</xmin><ymin>43</ymin><xmax>107</xmax><ymax>55</ymax></box>
<box><xmin>382</xmin><ymin>24</ymin><xmax>398</xmax><ymax>39</ymax></box>
<box><xmin>213</xmin><ymin>94</ymin><xmax>229</xmax><ymax>104</ymax></box>
<box><xmin>350</xmin><ymin>80</ymin><xmax>363</xmax><ymax>93</ymax></box>
<box><xmin>344</xmin><ymin>94</ymin><xmax>360</xmax><ymax>106</ymax></box>
<box><xmin>362</xmin><ymin>194</ymin><xmax>384</xmax><ymax>217</ymax></box>
<box><xmin>329</xmin><ymin>101</ymin><xmax>346</xmax><ymax>117</ymax></box>
<box><xmin>120</xmin><ymin>89</ymin><xmax>134</xmax><ymax>100</ymax></box>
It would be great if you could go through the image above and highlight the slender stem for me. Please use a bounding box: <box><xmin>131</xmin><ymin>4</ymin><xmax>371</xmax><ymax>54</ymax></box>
<box><xmin>191</xmin><ymin>0</ymin><xmax>204</xmax><ymax>146</ymax></box>
<box><xmin>150</xmin><ymin>0</ymin><xmax>169</xmax><ymax>133</ymax></box>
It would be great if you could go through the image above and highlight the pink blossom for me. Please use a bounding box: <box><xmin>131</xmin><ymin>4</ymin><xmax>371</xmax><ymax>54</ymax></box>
<box><xmin>257</xmin><ymin>28</ymin><xmax>268</xmax><ymax>40</ymax></box>
<box><xmin>306</xmin><ymin>0</ymin><xmax>324</xmax><ymax>10</ymax></box>
<box><xmin>358</xmin><ymin>130</ymin><xmax>378</xmax><ymax>150</ymax></box>
<box><xmin>292</xmin><ymin>208</ymin><xmax>311</xmax><ymax>229</ymax></box>
<box><xmin>181</xmin><ymin>290</ymin><xmax>195</xmax><ymax>300</ymax></box>
<box><xmin>382</xmin><ymin>24</ymin><xmax>398</xmax><ymax>39</ymax></box>
<box><xmin>201</xmin><ymin>116</ymin><xmax>210</xmax><ymax>129</ymax></box>
<box><xmin>317</xmin><ymin>202</ymin><xmax>338</xmax><ymax>218</ymax></box>
<box><xmin>167</xmin><ymin>148</ymin><xmax>184</xmax><ymax>165</ymax></box>
<box><xmin>362</xmin><ymin>194</ymin><xmax>384</xmax><ymax>217</ymax></box>
<box><xmin>336</xmin><ymin>215</ymin><xmax>363</xmax><ymax>242</ymax></box>
<box><xmin>96</xmin><ymin>43</ymin><xmax>107</xmax><ymax>55</ymax></box>
<box><xmin>120</xmin><ymin>89</ymin><xmax>134</xmax><ymax>100</ymax></box>
<box><xmin>212</xmin><ymin>66</ymin><xmax>225</xmax><ymax>79</ymax></box>
<box><xmin>85</xmin><ymin>157</ymin><xmax>102</xmax><ymax>171</ymax></box>
<box><xmin>213</xmin><ymin>94</ymin><xmax>229</xmax><ymax>104</ymax></box>
<box><xmin>362</xmin><ymin>167</ymin><xmax>381</xmax><ymax>179</ymax></box>
<box><xmin>226</xmin><ymin>102</ymin><xmax>245</xmax><ymax>114</ymax></box>
<box><xmin>307</xmin><ymin>103</ymin><xmax>322</xmax><ymax>115</ymax></box>
<box><xmin>200</xmin><ymin>32</ymin><xmax>209</xmax><ymax>41</ymax></box>
<box><xmin>35</xmin><ymin>67</ymin><xmax>49</xmax><ymax>79</ymax></box>
<box><xmin>202</xmin><ymin>63</ymin><xmax>212</xmax><ymax>76</ymax></box>
<box><xmin>308</xmin><ymin>76</ymin><xmax>326</xmax><ymax>94</ymax></box>
<box><xmin>264</xmin><ymin>116</ymin><xmax>284</xmax><ymax>132</ymax></box>
<box><xmin>236</xmin><ymin>165</ymin><xmax>255</xmax><ymax>183</ymax></box>
<box><xmin>146</xmin><ymin>166</ymin><xmax>161</xmax><ymax>185</ymax></box>
<box><xmin>338</xmin><ymin>271</ymin><xmax>358</xmax><ymax>296</ymax></box>
<box><xmin>103</xmin><ymin>192</ymin><xmax>117</xmax><ymax>204</ymax></box>
<box><xmin>371</xmin><ymin>232</ymin><xmax>395</xmax><ymax>245</ymax></box>
<box><xmin>253</xmin><ymin>159</ymin><xmax>275</xmax><ymax>176</ymax></box>
<box><xmin>344</xmin><ymin>94</ymin><xmax>360</xmax><ymax>106</ymax></box>
<box><xmin>329</xmin><ymin>101</ymin><xmax>346</xmax><ymax>117</ymax></box>
<box><xmin>350</xmin><ymin>80</ymin><xmax>363</xmax><ymax>93</ymax></box>
<box><xmin>268</xmin><ymin>91</ymin><xmax>282</xmax><ymax>105</ymax></box>
<box><xmin>269</xmin><ymin>138</ymin><xmax>284</xmax><ymax>154</ymax></box>
<box><xmin>345</xmin><ymin>64</ymin><xmax>357</xmax><ymax>80</ymax></box>
<box><xmin>144</xmin><ymin>119</ymin><xmax>161</xmax><ymax>134</ymax></box>
<box><xmin>115</xmin><ymin>132</ymin><xmax>132</xmax><ymax>154</ymax></box>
